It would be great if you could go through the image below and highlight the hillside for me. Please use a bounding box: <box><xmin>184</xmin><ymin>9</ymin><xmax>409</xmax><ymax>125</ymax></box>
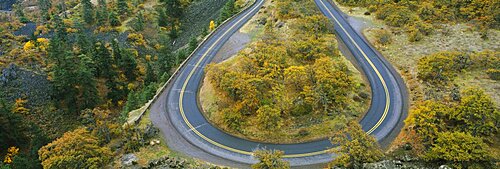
<box><xmin>0</xmin><ymin>0</ymin><xmax>243</xmax><ymax>168</ymax></box>
<box><xmin>333</xmin><ymin>0</ymin><xmax>499</xmax><ymax>168</ymax></box>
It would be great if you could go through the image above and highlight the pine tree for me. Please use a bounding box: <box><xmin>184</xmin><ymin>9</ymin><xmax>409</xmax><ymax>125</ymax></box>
<box><xmin>81</xmin><ymin>0</ymin><xmax>94</xmax><ymax>24</ymax></box>
<box><xmin>157</xmin><ymin>8</ymin><xmax>169</xmax><ymax>27</ymax></box>
<box><xmin>95</xmin><ymin>0</ymin><xmax>108</xmax><ymax>26</ymax></box>
<box><xmin>117</xmin><ymin>0</ymin><xmax>128</xmax><ymax>16</ymax></box>
<box><xmin>119</xmin><ymin>49</ymin><xmax>138</xmax><ymax>82</ymax></box>
<box><xmin>134</xmin><ymin>11</ymin><xmax>145</xmax><ymax>31</ymax></box>
<box><xmin>160</xmin><ymin>0</ymin><xmax>182</xmax><ymax>19</ymax></box>
<box><xmin>52</xmin><ymin>51</ymin><xmax>99</xmax><ymax>113</ymax></box>
<box><xmin>38</xmin><ymin>0</ymin><xmax>52</xmax><ymax>21</ymax></box>
<box><xmin>93</xmin><ymin>42</ymin><xmax>115</xmax><ymax>78</ymax></box>
<box><xmin>188</xmin><ymin>36</ymin><xmax>198</xmax><ymax>52</ymax></box>
<box><xmin>220</xmin><ymin>0</ymin><xmax>236</xmax><ymax>21</ymax></box>
<box><xmin>109</xmin><ymin>10</ymin><xmax>121</xmax><ymax>26</ymax></box>
<box><xmin>157</xmin><ymin>34</ymin><xmax>174</xmax><ymax>74</ymax></box>
<box><xmin>144</xmin><ymin>62</ymin><xmax>156</xmax><ymax>85</ymax></box>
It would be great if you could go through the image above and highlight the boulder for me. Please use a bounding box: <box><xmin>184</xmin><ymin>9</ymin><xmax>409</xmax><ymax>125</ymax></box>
<box><xmin>121</xmin><ymin>153</ymin><xmax>138</xmax><ymax>167</ymax></box>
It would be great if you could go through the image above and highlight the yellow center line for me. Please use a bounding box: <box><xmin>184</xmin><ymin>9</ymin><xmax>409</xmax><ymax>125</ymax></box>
<box><xmin>177</xmin><ymin>0</ymin><xmax>391</xmax><ymax>158</ymax></box>
<box><xmin>318</xmin><ymin>0</ymin><xmax>390</xmax><ymax>135</ymax></box>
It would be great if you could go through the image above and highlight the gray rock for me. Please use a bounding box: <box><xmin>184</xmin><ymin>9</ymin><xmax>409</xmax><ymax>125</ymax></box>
<box><xmin>143</xmin><ymin>123</ymin><xmax>159</xmax><ymax>139</ymax></box>
<box><xmin>121</xmin><ymin>153</ymin><xmax>138</xmax><ymax>167</ymax></box>
<box><xmin>363</xmin><ymin>160</ymin><xmax>404</xmax><ymax>169</ymax></box>
<box><xmin>275</xmin><ymin>21</ymin><xmax>285</xmax><ymax>28</ymax></box>
<box><xmin>439</xmin><ymin>165</ymin><xmax>452</xmax><ymax>169</ymax></box>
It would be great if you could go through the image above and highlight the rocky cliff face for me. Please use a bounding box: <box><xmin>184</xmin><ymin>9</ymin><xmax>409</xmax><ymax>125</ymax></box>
<box><xmin>0</xmin><ymin>0</ymin><xmax>16</xmax><ymax>11</ymax></box>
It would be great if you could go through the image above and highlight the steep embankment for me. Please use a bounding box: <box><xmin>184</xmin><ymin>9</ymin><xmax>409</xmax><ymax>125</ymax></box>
<box><xmin>0</xmin><ymin>0</ymin><xmax>16</xmax><ymax>11</ymax></box>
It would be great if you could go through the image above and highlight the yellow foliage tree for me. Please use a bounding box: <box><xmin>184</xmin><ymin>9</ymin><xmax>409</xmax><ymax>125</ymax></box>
<box><xmin>12</xmin><ymin>98</ymin><xmax>29</xmax><ymax>114</ymax></box>
<box><xmin>3</xmin><ymin>146</ymin><xmax>19</xmax><ymax>164</ymax></box>
<box><xmin>23</xmin><ymin>41</ymin><xmax>35</xmax><ymax>51</ymax></box>
<box><xmin>209</xmin><ymin>20</ymin><xmax>215</xmax><ymax>31</ymax></box>
<box><xmin>38</xmin><ymin>128</ymin><xmax>112</xmax><ymax>169</ymax></box>
<box><xmin>36</xmin><ymin>38</ymin><xmax>49</xmax><ymax>51</ymax></box>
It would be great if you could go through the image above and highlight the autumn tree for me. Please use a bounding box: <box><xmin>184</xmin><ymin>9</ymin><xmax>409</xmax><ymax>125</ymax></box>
<box><xmin>330</xmin><ymin>121</ymin><xmax>384</xmax><ymax>168</ymax></box>
<box><xmin>417</xmin><ymin>52</ymin><xmax>469</xmax><ymax>85</ymax></box>
<box><xmin>312</xmin><ymin>57</ymin><xmax>353</xmax><ymax>115</ymax></box>
<box><xmin>252</xmin><ymin>149</ymin><xmax>290</xmax><ymax>169</ymax></box>
<box><xmin>38</xmin><ymin>128</ymin><xmax>112</xmax><ymax>169</ymax></box>
<box><xmin>81</xmin><ymin>108</ymin><xmax>115</xmax><ymax>143</ymax></box>
<box><xmin>451</xmin><ymin>88</ymin><xmax>499</xmax><ymax>137</ymax></box>
<box><xmin>425</xmin><ymin>132</ymin><xmax>493</xmax><ymax>168</ymax></box>
<box><xmin>256</xmin><ymin>105</ymin><xmax>282</xmax><ymax>130</ymax></box>
<box><xmin>405</xmin><ymin>100</ymin><xmax>449</xmax><ymax>144</ymax></box>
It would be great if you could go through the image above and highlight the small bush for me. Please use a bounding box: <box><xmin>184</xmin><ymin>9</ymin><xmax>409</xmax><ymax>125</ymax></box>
<box><xmin>374</xmin><ymin>29</ymin><xmax>392</xmax><ymax>45</ymax></box>
<box><xmin>486</xmin><ymin>69</ymin><xmax>500</xmax><ymax>80</ymax></box>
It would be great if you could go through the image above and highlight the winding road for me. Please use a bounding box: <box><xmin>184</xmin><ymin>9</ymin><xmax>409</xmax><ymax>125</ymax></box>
<box><xmin>151</xmin><ymin>0</ymin><xmax>408</xmax><ymax>166</ymax></box>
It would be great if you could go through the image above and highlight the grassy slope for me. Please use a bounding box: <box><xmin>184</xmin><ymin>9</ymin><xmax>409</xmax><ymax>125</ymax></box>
<box><xmin>199</xmin><ymin>1</ymin><xmax>370</xmax><ymax>144</ymax></box>
<box><xmin>332</xmin><ymin>0</ymin><xmax>500</xmax><ymax>158</ymax></box>
<box><xmin>334</xmin><ymin>2</ymin><xmax>499</xmax><ymax>107</ymax></box>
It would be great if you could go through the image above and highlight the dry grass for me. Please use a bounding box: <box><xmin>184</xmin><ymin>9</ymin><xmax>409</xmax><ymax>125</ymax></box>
<box><xmin>333</xmin><ymin>1</ymin><xmax>500</xmax><ymax>156</ymax></box>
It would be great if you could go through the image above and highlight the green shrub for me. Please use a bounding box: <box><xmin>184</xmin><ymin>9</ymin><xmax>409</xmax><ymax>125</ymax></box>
<box><xmin>486</xmin><ymin>69</ymin><xmax>500</xmax><ymax>80</ymax></box>
<box><xmin>374</xmin><ymin>29</ymin><xmax>392</xmax><ymax>45</ymax></box>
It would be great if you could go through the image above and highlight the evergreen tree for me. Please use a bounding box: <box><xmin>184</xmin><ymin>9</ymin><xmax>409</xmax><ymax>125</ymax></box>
<box><xmin>160</xmin><ymin>0</ymin><xmax>182</xmax><ymax>19</ymax></box>
<box><xmin>119</xmin><ymin>49</ymin><xmax>138</xmax><ymax>82</ymax></box>
<box><xmin>93</xmin><ymin>42</ymin><xmax>115</xmax><ymax>79</ymax></box>
<box><xmin>52</xmin><ymin>13</ymin><xmax>67</xmax><ymax>41</ymax></box>
<box><xmin>95</xmin><ymin>0</ymin><xmax>108</xmax><ymax>26</ymax></box>
<box><xmin>157</xmin><ymin>8</ymin><xmax>169</xmax><ymax>27</ymax></box>
<box><xmin>109</xmin><ymin>10</ymin><xmax>121</xmax><ymax>26</ymax></box>
<box><xmin>81</xmin><ymin>0</ymin><xmax>94</xmax><ymax>24</ymax></box>
<box><xmin>188</xmin><ymin>36</ymin><xmax>198</xmax><ymax>52</ymax></box>
<box><xmin>13</xmin><ymin>3</ymin><xmax>29</xmax><ymax>23</ymax></box>
<box><xmin>144</xmin><ymin>62</ymin><xmax>156</xmax><ymax>85</ymax></box>
<box><xmin>117</xmin><ymin>0</ymin><xmax>128</xmax><ymax>16</ymax></box>
<box><xmin>52</xmin><ymin>52</ymin><xmax>99</xmax><ymax>113</ymax></box>
<box><xmin>38</xmin><ymin>0</ymin><xmax>52</xmax><ymax>21</ymax></box>
<box><xmin>134</xmin><ymin>11</ymin><xmax>145</xmax><ymax>31</ymax></box>
<box><xmin>169</xmin><ymin>27</ymin><xmax>178</xmax><ymax>39</ymax></box>
<box><xmin>220</xmin><ymin>0</ymin><xmax>236</xmax><ymax>21</ymax></box>
<box><xmin>157</xmin><ymin>34</ymin><xmax>174</xmax><ymax>74</ymax></box>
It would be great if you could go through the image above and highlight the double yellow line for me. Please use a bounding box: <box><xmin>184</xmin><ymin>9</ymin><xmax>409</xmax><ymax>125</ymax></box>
<box><xmin>177</xmin><ymin>0</ymin><xmax>390</xmax><ymax>158</ymax></box>
<box><xmin>318</xmin><ymin>0</ymin><xmax>390</xmax><ymax>135</ymax></box>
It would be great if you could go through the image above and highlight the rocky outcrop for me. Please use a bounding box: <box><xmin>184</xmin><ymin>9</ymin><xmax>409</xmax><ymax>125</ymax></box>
<box><xmin>121</xmin><ymin>153</ymin><xmax>138</xmax><ymax>167</ymax></box>
<box><xmin>0</xmin><ymin>64</ymin><xmax>52</xmax><ymax>107</ymax></box>
<box><xmin>0</xmin><ymin>0</ymin><xmax>16</xmax><ymax>11</ymax></box>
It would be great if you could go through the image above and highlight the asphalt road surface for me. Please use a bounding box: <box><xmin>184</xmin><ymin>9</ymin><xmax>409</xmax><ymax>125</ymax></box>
<box><xmin>151</xmin><ymin>0</ymin><xmax>408</xmax><ymax>166</ymax></box>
